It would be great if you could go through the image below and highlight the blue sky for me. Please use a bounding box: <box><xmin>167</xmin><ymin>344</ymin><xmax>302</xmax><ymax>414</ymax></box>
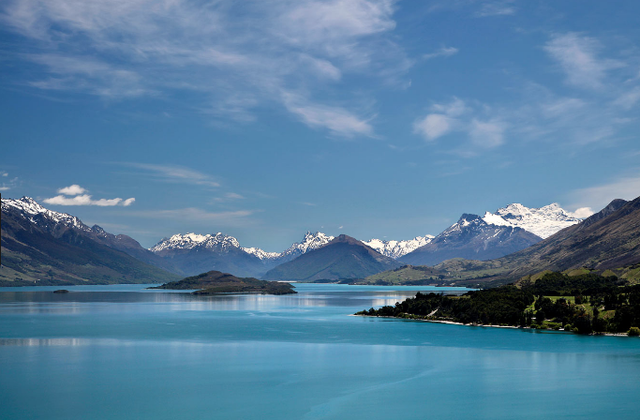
<box><xmin>2</xmin><ymin>0</ymin><xmax>640</xmax><ymax>251</ymax></box>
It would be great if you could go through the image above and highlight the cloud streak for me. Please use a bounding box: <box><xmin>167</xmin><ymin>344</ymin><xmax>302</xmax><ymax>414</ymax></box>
<box><xmin>423</xmin><ymin>46</ymin><xmax>459</xmax><ymax>61</ymax></box>
<box><xmin>1</xmin><ymin>0</ymin><xmax>408</xmax><ymax>137</ymax></box>
<box><xmin>568</xmin><ymin>175</ymin><xmax>640</xmax><ymax>212</ymax></box>
<box><xmin>121</xmin><ymin>163</ymin><xmax>221</xmax><ymax>188</ymax></box>
<box><xmin>544</xmin><ymin>33</ymin><xmax>624</xmax><ymax>91</ymax></box>
<box><xmin>128</xmin><ymin>207</ymin><xmax>255</xmax><ymax>224</ymax></box>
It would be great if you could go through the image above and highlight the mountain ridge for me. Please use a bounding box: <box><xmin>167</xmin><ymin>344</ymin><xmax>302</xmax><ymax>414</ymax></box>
<box><xmin>262</xmin><ymin>234</ymin><xmax>402</xmax><ymax>281</ymax></box>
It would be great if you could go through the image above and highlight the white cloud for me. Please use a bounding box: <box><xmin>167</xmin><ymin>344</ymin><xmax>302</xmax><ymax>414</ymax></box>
<box><xmin>544</xmin><ymin>33</ymin><xmax>624</xmax><ymax>90</ymax></box>
<box><xmin>43</xmin><ymin>194</ymin><xmax>136</xmax><ymax>207</ymax></box>
<box><xmin>58</xmin><ymin>184</ymin><xmax>87</xmax><ymax>195</ymax></box>
<box><xmin>568</xmin><ymin>175</ymin><xmax>640</xmax><ymax>212</ymax></box>
<box><xmin>0</xmin><ymin>187</ymin><xmax>9</xmax><ymax>191</ymax></box>
<box><xmin>413</xmin><ymin>98</ymin><xmax>506</xmax><ymax>149</ymax></box>
<box><xmin>568</xmin><ymin>207</ymin><xmax>594</xmax><ymax>219</ymax></box>
<box><xmin>283</xmin><ymin>93</ymin><xmax>375</xmax><ymax>138</ymax></box>
<box><xmin>413</xmin><ymin>114</ymin><xmax>452</xmax><ymax>141</ymax></box>
<box><xmin>413</xmin><ymin>97</ymin><xmax>467</xmax><ymax>141</ymax></box>
<box><xmin>1</xmin><ymin>0</ymin><xmax>407</xmax><ymax>135</ymax></box>
<box><xmin>280</xmin><ymin>0</ymin><xmax>397</xmax><ymax>47</ymax></box>
<box><xmin>423</xmin><ymin>46</ymin><xmax>459</xmax><ymax>60</ymax></box>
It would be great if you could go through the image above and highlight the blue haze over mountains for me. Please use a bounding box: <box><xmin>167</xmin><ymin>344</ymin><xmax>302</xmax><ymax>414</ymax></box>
<box><xmin>1</xmin><ymin>196</ymin><xmax>591</xmax><ymax>282</ymax></box>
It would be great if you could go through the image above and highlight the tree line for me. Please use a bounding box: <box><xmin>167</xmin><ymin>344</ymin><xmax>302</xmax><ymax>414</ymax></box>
<box><xmin>356</xmin><ymin>272</ymin><xmax>640</xmax><ymax>335</ymax></box>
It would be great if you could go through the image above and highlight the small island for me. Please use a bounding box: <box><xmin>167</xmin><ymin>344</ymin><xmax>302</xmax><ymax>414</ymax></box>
<box><xmin>151</xmin><ymin>270</ymin><xmax>296</xmax><ymax>295</ymax></box>
<box><xmin>53</xmin><ymin>289</ymin><xmax>70</xmax><ymax>294</ymax></box>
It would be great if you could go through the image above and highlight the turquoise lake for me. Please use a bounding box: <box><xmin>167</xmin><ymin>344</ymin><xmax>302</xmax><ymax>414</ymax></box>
<box><xmin>1</xmin><ymin>283</ymin><xmax>640</xmax><ymax>420</ymax></box>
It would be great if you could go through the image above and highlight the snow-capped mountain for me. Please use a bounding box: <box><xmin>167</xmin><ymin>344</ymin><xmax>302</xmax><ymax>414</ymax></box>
<box><xmin>241</xmin><ymin>247</ymin><xmax>281</xmax><ymax>261</ymax></box>
<box><xmin>150</xmin><ymin>232</ymin><xmax>242</xmax><ymax>253</ymax></box>
<box><xmin>1</xmin><ymin>196</ymin><xmax>91</xmax><ymax>233</ymax></box>
<box><xmin>482</xmin><ymin>203</ymin><xmax>585</xmax><ymax>239</ymax></box>
<box><xmin>363</xmin><ymin>235</ymin><xmax>434</xmax><ymax>259</ymax></box>
<box><xmin>279</xmin><ymin>231</ymin><xmax>335</xmax><ymax>261</ymax></box>
<box><xmin>401</xmin><ymin>213</ymin><xmax>542</xmax><ymax>266</ymax></box>
<box><xmin>1</xmin><ymin>197</ymin><xmax>179</xmax><ymax>285</ymax></box>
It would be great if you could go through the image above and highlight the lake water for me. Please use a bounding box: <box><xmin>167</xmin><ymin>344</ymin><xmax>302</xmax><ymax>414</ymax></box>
<box><xmin>1</xmin><ymin>283</ymin><xmax>639</xmax><ymax>420</ymax></box>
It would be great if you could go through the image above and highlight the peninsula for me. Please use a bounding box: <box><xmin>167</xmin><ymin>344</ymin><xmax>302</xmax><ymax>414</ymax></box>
<box><xmin>357</xmin><ymin>271</ymin><xmax>640</xmax><ymax>336</ymax></box>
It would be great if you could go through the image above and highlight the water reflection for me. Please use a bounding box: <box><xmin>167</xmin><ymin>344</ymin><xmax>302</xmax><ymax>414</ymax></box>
<box><xmin>0</xmin><ymin>284</ymin><xmax>467</xmax><ymax>315</ymax></box>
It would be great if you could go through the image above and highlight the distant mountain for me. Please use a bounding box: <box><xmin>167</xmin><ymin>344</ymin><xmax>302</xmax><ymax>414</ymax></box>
<box><xmin>263</xmin><ymin>234</ymin><xmax>402</xmax><ymax>281</ymax></box>
<box><xmin>87</xmin><ymin>225</ymin><xmax>181</xmax><ymax>274</ymax></box>
<box><xmin>149</xmin><ymin>232</ymin><xmax>268</xmax><ymax>278</ymax></box>
<box><xmin>482</xmin><ymin>203</ymin><xmax>584</xmax><ymax>239</ymax></box>
<box><xmin>277</xmin><ymin>231</ymin><xmax>335</xmax><ymax>262</ymax></box>
<box><xmin>147</xmin><ymin>230</ymin><xmax>436</xmax><ymax>279</ymax></box>
<box><xmin>148</xmin><ymin>231</ymin><xmax>336</xmax><ymax>277</ymax></box>
<box><xmin>486</xmin><ymin>197</ymin><xmax>637</xmax><ymax>280</ymax></box>
<box><xmin>0</xmin><ymin>197</ymin><xmax>179</xmax><ymax>286</ymax></box>
<box><xmin>400</xmin><ymin>213</ymin><xmax>542</xmax><ymax>266</ymax></box>
<box><xmin>412</xmin><ymin>197</ymin><xmax>639</xmax><ymax>287</ymax></box>
<box><xmin>363</xmin><ymin>235</ymin><xmax>434</xmax><ymax>258</ymax></box>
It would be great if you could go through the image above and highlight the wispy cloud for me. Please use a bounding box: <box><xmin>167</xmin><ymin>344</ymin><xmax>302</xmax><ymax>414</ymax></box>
<box><xmin>413</xmin><ymin>97</ymin><xmax>504</xmax><ymax>150</ymax></box>
<box><xmin>476</xmin><ymin>0</ymin><xmax>516</xmax><ymax>17</ymax></box>
<box><xmin>121</xmin><ymin>163</ymin><xmax>221</xmax><ymax>188</ymax></box>
<box><xmin>469</xmin><ymin>119</ymin><xmax>506</xmax><ymax>148</ymax></box>
<box><xmin>0</xmin><ymin>172</ymin><xmax>18</xmax><ymax>191</ymax></box>
<box><xmin>427</xmin><ymin>0</ymin><xmax>516</xmax><ymax>18</ymax></box>
<box><xmin>568</xmin><ymin>174</ymin><xmax>640</xmax><ymax>212</ymax></box>
<box><xmin>423</xmin><ymin>46</ymin><xmax>459</xmax><ymax>61</ymax></box>
<box><xmin>414</xmin><ymin>32</ymin><xmax>640</xmax><ymax>153</ymax></box>
<box><xmin>128</xmin><ymin>207</ymin><xmax>255</xmax><ymax>224</ymax></box>
<box><xmin>544</xmin><ymin>33</ymin><xmax>624</xmax><ymax>90</ymax></box>
<box><xmin>282</xmin><ymin>92</ymin><xmax>376</xmax><ymax>138</ymax></box>
<box><xmin>212</xmin><ymin>192</ymin><xmax>245</xmax><ymax>203</ymax></box>
<box><xmin>1</xmin><ymin>0</ymin><xmax>408</xmax><ymax>137</ymax></box>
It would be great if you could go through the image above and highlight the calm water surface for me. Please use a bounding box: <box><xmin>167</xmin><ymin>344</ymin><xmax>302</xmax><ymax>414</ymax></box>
<box><xmin>1</xmin><ymin>283</ymin><xmax>639</xmax><ymax>420</ymax></box>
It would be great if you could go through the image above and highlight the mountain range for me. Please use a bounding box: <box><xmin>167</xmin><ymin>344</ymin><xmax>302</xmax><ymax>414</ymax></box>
<box><xmin>365</xmin><ymin>197</ymin><xmax>640</xmax><ymax>287</ymax></box>
<box><xmin>399</xmin><ymin>213</ymin><xmax>543</xmax><ymax>266</ymax></box>
<box><xmin>0</xmin><ymin>196</ymin><xmax>596</xmax><ymax>285</ymax></box>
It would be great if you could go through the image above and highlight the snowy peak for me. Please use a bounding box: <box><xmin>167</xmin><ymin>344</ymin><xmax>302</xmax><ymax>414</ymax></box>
<box><xmin>363</xmin><ymin>235</ymin><xmax>434</xmax><ymax>259</ymax></box>
<box><xmin>280</xmin><ymin>231</ymin><xmax>335</xmax><ymax>259</ymax></box>
<box><xmin>149</xmin><ymin>230</ymin><xmax>334</xmax><ymax>261</ymax></box>
<box><xmin>150</xmin><ymin>232</ymin><xmax>241</xmax><ymax>253</ymax></box>
<box><xmin>482</xmin><ymin>202</ymin><xmax>585</xmax><ymax>239</ymax></box>
<box><xmin>1</xmin><ymin>196</ymin><xmax>91</xmax><ymax>232</ymax></box>
<box><xmin>241</xmin><ymin>247</ymin><xmax>281</xmax><ymax>261</ymax></box>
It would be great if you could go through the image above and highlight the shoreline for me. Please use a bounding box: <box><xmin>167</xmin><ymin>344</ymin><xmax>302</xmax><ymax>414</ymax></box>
<box><xmin>352</xmin><ymin>314</ymin><xmax>634</xmax><ymax>337</ymax></box>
